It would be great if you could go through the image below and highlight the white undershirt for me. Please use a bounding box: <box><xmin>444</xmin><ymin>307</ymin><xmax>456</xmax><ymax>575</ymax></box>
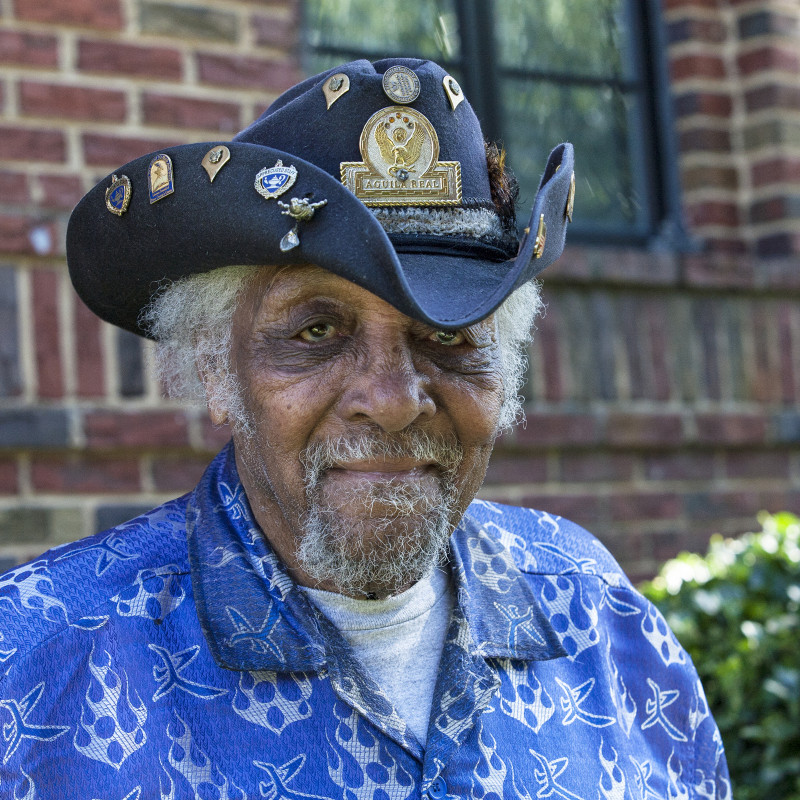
<box><xmin>302</xmin><ymin>568</ymin><xmax>453</xmax><ymax>746</ymax></box>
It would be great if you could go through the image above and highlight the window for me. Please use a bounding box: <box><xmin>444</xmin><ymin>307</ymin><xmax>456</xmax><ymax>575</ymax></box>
<box><xmin>302</xmin><ymin>0</ymin><xmax>682</xmax><ymax>247</ymax></box>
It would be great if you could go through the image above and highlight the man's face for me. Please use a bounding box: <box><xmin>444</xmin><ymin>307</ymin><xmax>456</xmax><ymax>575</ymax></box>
<box><xmin>220</xmin><ymin>265</ymin><xmax>505</xmax><ymax>598</ymax></box>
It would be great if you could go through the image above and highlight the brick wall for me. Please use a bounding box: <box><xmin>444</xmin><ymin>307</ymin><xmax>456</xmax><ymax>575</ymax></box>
<box><xmin>0</xmin><ymin>0</ymin><xmax>301</xmax><ymax>569</ymax></box>
<box><xmin>1</xmin><ymin>0</ymin><xmax>799</xmax><ymax>580</ymax></box>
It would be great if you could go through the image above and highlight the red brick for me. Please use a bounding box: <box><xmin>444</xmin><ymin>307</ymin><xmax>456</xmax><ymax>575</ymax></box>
<box><xmin>74</xmin><ymin>296</ymin><xmax>105</xmax><ymax>397</ymax></box>
<box><xmin>0</xmin><ymin>171</ymin><xmax>30</xmax><ymax>205</ymax></box>
<box><xmin>197</xmin><ymin>53</ymin><xmax>301</xmax><ymax>91</ymax></box>
<box><xmin>777</xmin><ymin>303</ymin><xmax>797</xmax><ymax>403</ymax></box>
<box><xmin>142</xmin><ymin>92</ymin><xmax>240</xmax><ymax>133</ymax></box>
<box><xmin>78</xmin><ymin>39</ymin><xmax>182</xmax><ymax>79</ymax></box>
<box><xmin>739</xmin><ymin>9</ymin><xmax>800</xmax><ymax>38</ymax></box>
<box><xmin>516</xmin><ymin>493</ymin><xmax>602</xmax><ymax>528</ymax></box>
<box><xmin>682</xmin><ymin>253</ymin><xmax>755</xmax><ymax>288</ymax></box>
<box><xmin>694</xmin><ymin>412</ymin><xmax>767</xmax><ymax>444</ymax></box>
<box><xmin>703</xmin><ymin>237</ymin><xmax>749</xmax><ymax>255</ymax></box>
<box><xmin>605</xmin><ymin>413</ymin><xmax>684</xmax><ymax>447</ymax></box>
<box><xmin>32</xmin><ymin>269</ymin><xmax>64</xmax><ymax>399</ymax></box>
<box><xmin>251</xmin><ymin>13</ymin><xmax>298</xmax><ymax>48</ymax></box>
<box><xmin>0</xmin><ymin>31</ymin><xmax>59</xmax><ymax>67</ymax></box>
<box><xmin>610</xmin><ymin>492</ymin><xmax>682</xmax><ymax>521</ymax></box>
<box><xmin>751</xmin><ymin>157</ymin><xmax>800</xmax><ymax>188</ymax></box>
<box><xmin>0</xmin><ymin>125</ymin><xmax>66</xmax><ymax>163</ymax></box>
<box><xmin>536</xmin><ymin>301</ymin><xmax>564</xmax><ymax>402</ymax></box>
<box><xmin>31</xmin><ymin>455</ymin><xmax>141</xmax><ymax>492</ymax></box>
<box><xmin>551</xmin><ymin>247</ymin><xmax>678</xmax><ymax>287</ymax></box>
<box><xmin>14</xmin><ymin>0</ymin><xmax>122</xmax><ymax>29</ymax></box>
<box><xmin>684</xmin><ymin>489</ymin><xmax>762</xmax><ymax>520</ymax></box>
<box><xmin>512</xmin><ymin>412</ymin><xmax>599</xmax><ymax>448</ymax></box>
<box><xmin>750</xmin><ymin>196</ymin><xmax>799</xmax><ymax>224</ymax></box>
<box><xmin>667</xmin><ymin>18</ymin><xmax>728</xmax><ymax>45</ymax></box>
<box><xmin>84</xmin><ymin>410</ymin><xmax>190</xmax><ymax>449</ymax></box>
<box><xmin>681</xmin><ymin>165</ymin><xmax>738</xmax><ymax>191</ymax></box>
<box><xmin>670</xmin><ymin>54</ymin><xmax>726</xmax><ymax>82</ymax></box>
<box><xmin>738</xmin><ymin>47</ymin><xmax>800</xmax><ymax>76</ymax></box>
<box><xmin>649</xmin><ymin>530</ymin><xmax>691</xmax><ymax>564</ymax></box>
<box><xmin>20</xmin><ymin>82</ymin><xmax>127</xmax><ymax>123</ymax></box>
<box><xmin>644</xmin><ymin>452</ymin><xmax>716</xmax><ymax>481</ymax></box>
<box><xmin>642</xmin><ymin>296</ymin><xmax>672</xmax><ymax>402</ymax></box>
<box><xmin>751</xmin><ymin>301</ymin><xmax>781</xmax><ymax>403</ymax></box>
<box><xmin>484</xmin><ymin>455</ymin><xmax>548</xmax><ymax>485</ymax></box>
<box><xmin>559</xmin><ymin>452</ymin><xmax>636</xmax><ymax>482</ymax></box>
<box><xmin>686</xmin><ymin>201</ymin><xmax>740</xmax><ymax>228</ymax></box>
<box><xmin>151</xmin><ymin>455</ymin><xmax>212</xmax><ymax>492</ymax></box>
<box><xmin>756</xmin><ymin>232</ymin><xmax>800</xmax><ymax>257</ymax></box>
<box><xmin>82</xmin><ymin>133</ymin><xmax>183</xmax><ymax>166</ymax></box>
<box><xmin>678</xmin><ymin>127</ymin><xmax>731</xmax><ymax>153</ymax></box>
<box><xmin>674</xmin><ymin>91</ymin><xmax>732</xmax><ymax>118</ymax></box>
<box><xmin>760</xmin><ymin>489</ymin><xmax>800</xmax><ymax>513</ymax></box>
<box><xmin>0</xmin><ymin>458</ymin><xmax>18</xmax><ymax>494</ymax></box>
<box><xmin>745</xmin><ymin>84</ymin><xmax>800</xmax><ymax>113</ymax></box>
<box><xmin>0</xmin><ymin>215</ymin><xmax>59</xmax><ymax>256</ymax></box>
<box><xmin>725</xmin><ymin>450</ymin><xmax>791</xmax><ymax>479</ymax></box>
<box><xmin>34</xmin><ymin>174</ymin><xmax>84</xmax><ymax>210</ymax></box>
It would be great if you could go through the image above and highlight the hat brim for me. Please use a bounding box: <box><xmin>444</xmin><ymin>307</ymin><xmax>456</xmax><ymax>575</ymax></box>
<box><xmin>67</xmin><ymin>141</ymin><xmax>573</xmax><ymax>337</ymax></box>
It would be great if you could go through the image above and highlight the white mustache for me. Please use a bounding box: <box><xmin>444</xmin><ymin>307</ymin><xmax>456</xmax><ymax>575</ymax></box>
<box><xmin>301</xmin><ymin>430</ymin><xmax>463</xmax><ymax>491</ymax></box>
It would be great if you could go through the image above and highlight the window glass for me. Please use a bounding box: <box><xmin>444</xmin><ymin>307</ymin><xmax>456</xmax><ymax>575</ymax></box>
<box><xmin>494</xmin><ymin>0</ymin><xmax>627</xmax><ymax>78</ymax></box>
<box><xmin>503</xmin><ymin>81</ymin><xmax>642</xmax><ymax>227</ymax></box>
<box><xmin>304</xmin><ymin>0</ymin><xmax>460</xmax><ymax>66</ymax></box>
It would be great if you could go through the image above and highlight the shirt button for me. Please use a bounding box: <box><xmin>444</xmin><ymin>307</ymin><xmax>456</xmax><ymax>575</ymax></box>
<box><xmin>429</xmin><ymin>777</ymin><xmax>447</xmax><ymax>799</ymax></box>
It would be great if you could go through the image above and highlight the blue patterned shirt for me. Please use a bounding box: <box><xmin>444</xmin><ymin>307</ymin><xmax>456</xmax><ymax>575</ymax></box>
<box><xmin>0</xmin><ymin>443</ymin><xmax>730</xmax><ymax>799</ymax></box>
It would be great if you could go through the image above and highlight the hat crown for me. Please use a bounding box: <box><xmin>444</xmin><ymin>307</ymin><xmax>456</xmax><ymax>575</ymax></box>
<box><xmin>234</xmin><ymin>59</ymin><xmax>493</xmax><ymax>211</ymax></box>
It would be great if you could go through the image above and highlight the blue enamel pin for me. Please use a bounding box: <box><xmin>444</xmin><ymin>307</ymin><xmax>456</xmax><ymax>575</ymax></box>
<box><xmin>105</xmin><ymin>174</ymin><xmax>132</xmax><ymax>216</ymax></box>
<box><xmin>255</xmin><ymin>160</ymin><xmax>297</xmax><ymax>200</ymax></box>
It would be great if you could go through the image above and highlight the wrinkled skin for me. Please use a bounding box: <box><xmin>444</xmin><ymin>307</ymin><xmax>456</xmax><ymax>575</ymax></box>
<box><xmin>206</xmin><ymin>264</ymin><xmax>505</xmax><ymax>598</ymax></box>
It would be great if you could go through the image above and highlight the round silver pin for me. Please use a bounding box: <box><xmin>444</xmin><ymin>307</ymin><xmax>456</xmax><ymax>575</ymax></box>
<box><xmin>382</xmin><ymin>65</ymin><xmax>420</xmax><ymax>104</ymax></box>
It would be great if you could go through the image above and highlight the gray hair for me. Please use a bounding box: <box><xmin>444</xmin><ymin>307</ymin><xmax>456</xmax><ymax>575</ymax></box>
<box><xmin>141</xmin><ymin>265</ymin><xmax>543</xmax><ymax>431</ymax></box>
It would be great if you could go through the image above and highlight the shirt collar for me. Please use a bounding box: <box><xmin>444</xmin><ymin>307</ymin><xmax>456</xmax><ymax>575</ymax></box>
<box><xmin>186</xmin><ymin>443</ymin><xmax>565</xmax><ymax>672</ymax></box>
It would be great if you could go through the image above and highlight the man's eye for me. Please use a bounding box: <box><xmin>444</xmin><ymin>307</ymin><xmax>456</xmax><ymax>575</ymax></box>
<box><xmin>299</xmin><ymin>322</ymin><xmax>335</xmax><ymax>342</ymax></box>
<box><xmin>432</xmin><ymin>330</ymin><xmax>465</xmax><ymax>346</ymax></box>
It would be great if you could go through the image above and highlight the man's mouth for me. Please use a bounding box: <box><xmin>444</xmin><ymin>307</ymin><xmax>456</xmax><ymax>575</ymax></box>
<box><xmin>324</xmin><ymin>461</ymin><xmax>438</xmax><ymax>485</ymax></box>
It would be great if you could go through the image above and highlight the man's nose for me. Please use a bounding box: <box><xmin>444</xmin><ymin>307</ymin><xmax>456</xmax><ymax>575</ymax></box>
<box><xmin>339</xmin><ymin>340</ymin><xmax>436</xmax><ymax>432</ymax></box>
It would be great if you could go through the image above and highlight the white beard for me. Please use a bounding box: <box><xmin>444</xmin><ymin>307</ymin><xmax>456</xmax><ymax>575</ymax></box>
<box><xmin>296</xmin><ymin>430</ymin><xmax>462</xmax><ymax>598</ymax></box>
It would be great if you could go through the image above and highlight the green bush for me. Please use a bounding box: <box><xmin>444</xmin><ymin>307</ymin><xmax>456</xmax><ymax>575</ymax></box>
<box><xmin>641</xmin><ymin>512</ymin><xmax>800</xmax><ymax>800</ymax></box>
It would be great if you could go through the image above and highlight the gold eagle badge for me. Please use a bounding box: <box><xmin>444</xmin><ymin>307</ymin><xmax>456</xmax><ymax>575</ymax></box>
<box><xmin>341</xmin><ymin>106</ymin><xmax>461</xmax><ymax>206</ymax></box>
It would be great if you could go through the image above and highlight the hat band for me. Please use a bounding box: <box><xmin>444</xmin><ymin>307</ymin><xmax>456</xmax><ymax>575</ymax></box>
<box><xmin>372</xmin><ymin>206</ymin><xmax>518</xmax><ymax>260</ymax></box>
<box><xmin>389</xmin><ymin>233</ymin><xmax>516</xmax><ymax>262</ymax></box>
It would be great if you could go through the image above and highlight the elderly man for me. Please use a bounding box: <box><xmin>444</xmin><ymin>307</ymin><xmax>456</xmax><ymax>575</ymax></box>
<box><xmin>0</xmin><ymin>59</ymin><xmax>729</xmax><ymax>798</ymax></box>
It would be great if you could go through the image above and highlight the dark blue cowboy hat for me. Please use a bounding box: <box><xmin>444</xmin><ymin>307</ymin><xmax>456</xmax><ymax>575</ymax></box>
<box><xmin>67</xmin><ymin>58</ymin><xmax>574</xmax><ymax>337</ymax></box>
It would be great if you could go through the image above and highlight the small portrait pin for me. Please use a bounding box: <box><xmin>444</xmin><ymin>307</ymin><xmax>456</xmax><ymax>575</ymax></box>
<box><xmin>277</xmin><ymin>196</ymin><xmax>328</xmax><ymax>251</ymax></box>
<box><xmin>105</xmin><ymin>174</ymin><xmax>132</xmax><ymax>216</ymax></box>
<box><xmin>202</xmin><ymin>146</ymin><xmax>231</xmax><ymax>183</ymax></box>
<box><xmin>148</xmin><ymin>153</ymin><xmax>174</xmax><ymax>204</ymax></box>
<box><xmin>255</xmin><ymin>160</ymin><xmax>297</xmax><ymax>200</ymax></box>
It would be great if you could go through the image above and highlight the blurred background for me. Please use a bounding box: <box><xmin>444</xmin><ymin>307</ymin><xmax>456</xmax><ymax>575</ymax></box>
<box><xmin>1</xmin><ymin>0</ymin><xmax>799</xmax><ymax>581</ymax></box>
